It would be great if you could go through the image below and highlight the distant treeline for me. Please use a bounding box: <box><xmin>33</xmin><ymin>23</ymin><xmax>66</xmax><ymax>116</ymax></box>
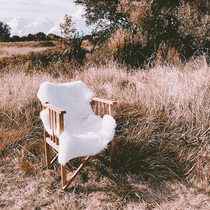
<box><xmin>0</xmin><ymin>21</ymin><xmax>63</xmax><ymax>42</ymax></box>
<box><xmin>9</xmin><ymin>32</ymin><xmax>62</xmax><ymax>42</ymax></box>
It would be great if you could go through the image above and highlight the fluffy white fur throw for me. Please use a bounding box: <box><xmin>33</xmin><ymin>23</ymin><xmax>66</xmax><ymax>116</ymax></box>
<box><xmin>37</xmin><ymin>81</ymin><xmax>116</xmax><ymax>165</ymax></box>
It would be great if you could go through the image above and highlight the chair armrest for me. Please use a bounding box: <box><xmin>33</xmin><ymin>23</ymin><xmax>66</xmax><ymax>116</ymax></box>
<box><xmin>91</xmin><ymin>97</ymin><xmax>116</xmax><ymax>117</ymax></box>
<box><xmin>42</xmin><ymin>103</ymin><xmax>66</xmax><ymax>114</ymax></box>
<box><xmin>91</xmin><ymin>97</ymin><xmax>117</xmax><ymax>105</ymax></box>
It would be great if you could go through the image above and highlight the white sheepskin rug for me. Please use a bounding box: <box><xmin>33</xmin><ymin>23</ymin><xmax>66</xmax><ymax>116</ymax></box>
<box><xmin>37</xmin><ymin>81</ymin><xmax>116</xmax><ymax>165</ymax></box>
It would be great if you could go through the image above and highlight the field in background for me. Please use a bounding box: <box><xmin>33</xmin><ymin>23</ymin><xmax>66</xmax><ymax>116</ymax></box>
<box><xmin>0</xmin><ymin>43</ymin><xmax>209</xmax><ymax>209</ymax></box>
<box><xmin>0</xmin><ymin>41</ymin><xmax>56</xmax><ymax>59</ymax></box>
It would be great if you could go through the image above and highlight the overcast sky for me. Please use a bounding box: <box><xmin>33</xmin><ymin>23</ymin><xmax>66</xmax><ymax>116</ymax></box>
<box><xmin>0</xmin><ymin>0</ymin><xmax>90</xmax><ymax>36</ymax></box>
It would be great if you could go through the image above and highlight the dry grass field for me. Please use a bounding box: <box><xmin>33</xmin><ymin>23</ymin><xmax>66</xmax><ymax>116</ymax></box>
<box><xmin>0</xmin><ymin>41</ymin><xmax>55</xmax><ymax>59</ymax></box>
<box><xmin>0</xmin><ymin>42</ymin><xmax>209</xmax><ymax>209</ymax></box>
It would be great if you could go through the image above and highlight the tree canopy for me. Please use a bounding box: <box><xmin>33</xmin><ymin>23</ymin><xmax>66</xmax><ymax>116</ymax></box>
<box><xmin>75</xmin><ymin>0</ymin><xmax>209</xmax><ymax>66</ymax></box>
<box><xmin>60</xmin><ymin>14</ymin><xmax>77</xmax><ymax>39</ymax></box>
<box><xmin>0</xmin><ymin>21</ymin><xmax>11</xmax><ymax>41</ymax></box>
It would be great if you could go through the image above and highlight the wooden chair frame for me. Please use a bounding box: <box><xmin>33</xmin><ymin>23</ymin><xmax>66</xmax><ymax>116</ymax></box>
<box><xmin>42</xmin><ymin>97</ymin><xmax>116</xmax><ymax>190</ymax></box>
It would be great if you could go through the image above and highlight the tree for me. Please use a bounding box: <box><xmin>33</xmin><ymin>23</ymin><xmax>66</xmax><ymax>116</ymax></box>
<box><xmin>75</xmin><ymin>0</ymin><xmax>125</xmax><ymax>38</ymax></box>
<box><xmin>27</xmin><ymin>33</ymin><xmax>34</xmax><ymax>41</ymax></box>
<box><xmin>117</xmin><ymin>0</ymin><xmax>209</xmax><ymax>59</ymax></box>
<box><xmin>34</xmin><ymin>32</ymin><xmax>47</xmax><ymax>41</ymax></box>
<box><xmin>11</xmin><ymin>35</ymin><xmax>20</xmax><ymax>42</ymax></box>
<box><xmin>75</xmin><ymin>0</ymin><xmax>209</xmax><ymax>66</ymax></box>
<box><xmin>0</xmin><ymin>21</ymin><xmax>11</xmax><ymax>41</ymax></box>
<box><xmin>60</xmin><ymin>14</ymin><xmax>77</xmax><ymax>39</ymax></box>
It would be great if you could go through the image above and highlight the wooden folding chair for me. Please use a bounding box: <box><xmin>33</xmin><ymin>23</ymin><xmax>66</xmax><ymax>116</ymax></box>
<box><xmin>42</xmin><ymin>97</ymin><xmax>116</xmax><ymax>190</ymax></box>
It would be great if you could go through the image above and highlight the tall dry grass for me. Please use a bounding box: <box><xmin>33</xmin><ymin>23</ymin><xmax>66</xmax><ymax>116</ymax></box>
<box><xmin>76</xmin><ymin>58</ymin><xmax>210</xmax><ymax>184</ymax></box>
<box><xmin>1</xmin><ymin>57</ymin><xmax>209</xmax><ymax>209</ymax></box>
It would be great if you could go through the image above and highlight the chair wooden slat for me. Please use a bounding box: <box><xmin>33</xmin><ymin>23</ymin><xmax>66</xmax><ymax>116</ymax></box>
<box><xmin>95</xmin><ymin>101</ymin><xmax>98</xmax><ymax>115</ymax></box>
<box><xmin>59</xmin><ymin>113</ymin><xmax>64</xmax><ymax>134</ymax></box>
<box><xmin>55</xmin><ymin>112</ymin><xmax>57</xmax><ymax>130</ymax></box>
<box><xmin>109</xmin><ymin>104</ymin><xmax>114</xmax><ymax>117</ymax></box>
<box><xmin>99</xmin><ymin>102</ymin><xmax>102</xmax><ymax>117</ymax></box>
<box><xmin>49</xmin><ymin>109</ymin><xmax>51</xmax><ymax>129</ymax></box>
<box><xmin>52</xmin><ymin>110</ymin><xmax>55</xmax><ymax>142</ymax></box>
<box><xmin>103</xmin><ymin>103</ymin><xmax>106</xmax><ymax>116</ymax></box>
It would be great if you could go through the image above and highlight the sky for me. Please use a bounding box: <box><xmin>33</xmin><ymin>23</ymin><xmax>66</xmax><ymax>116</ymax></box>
<box><xmin>0</xmin><ymin>0</ymin><xmax>90</xmax><ymax>37</ymax></box>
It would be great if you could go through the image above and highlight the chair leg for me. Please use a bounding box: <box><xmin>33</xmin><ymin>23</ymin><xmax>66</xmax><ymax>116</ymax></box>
<box><xmin>44</xmin><ymin>129</ymin><xmax>51</xmax><ymax>169</ymax></box>
<box><xmin>63</xmin><ymin>156</ymin><xmax>91</xmax><ymax>190</ymax></box>
<box><xmin>61</xmin><ymin>164</ymin><xmax>67</xmax><ymax>189</ymax></box>
<box><xmin>110</xmin><ymin>139</ymin><xmax>114</xmax><ymax>162</ymax></box>
<box><xmin>45</xmin><ymin>141</ymin><xmax>51</xmax><ymax>169</ymax></box>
